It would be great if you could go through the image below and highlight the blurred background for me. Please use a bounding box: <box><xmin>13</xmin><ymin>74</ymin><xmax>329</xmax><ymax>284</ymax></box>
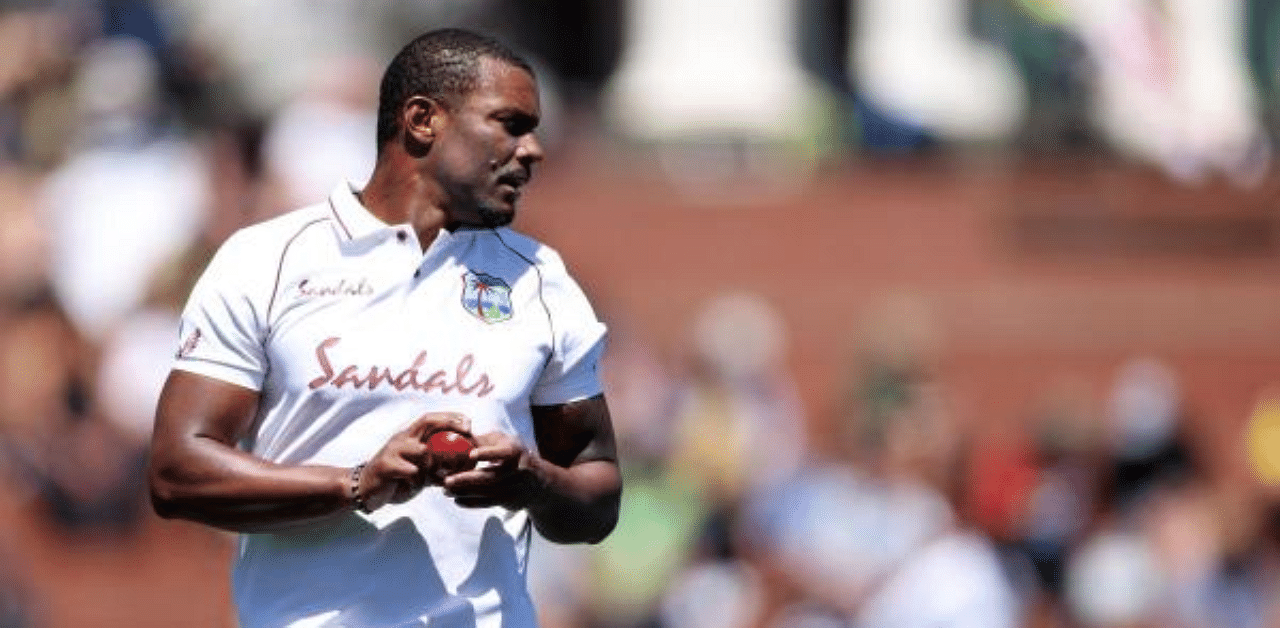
<box><xmin>1</xmin><ymin>0</ymin><xmax>1280</xmax><ymax>626</ymax></box>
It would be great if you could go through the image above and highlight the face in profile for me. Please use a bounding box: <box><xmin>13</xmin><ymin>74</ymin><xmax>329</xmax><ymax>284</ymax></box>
<box><xmin>429</xmin><ymin>57</ymin><xmax>544</xmax><ymax>228</ymax></box>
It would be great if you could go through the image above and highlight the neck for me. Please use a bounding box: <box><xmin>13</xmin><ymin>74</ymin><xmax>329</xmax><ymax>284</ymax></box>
<box><xmin>359</xmin><ymin>154</ymin><xmax>448</xmax><ymax>251</ymax></box>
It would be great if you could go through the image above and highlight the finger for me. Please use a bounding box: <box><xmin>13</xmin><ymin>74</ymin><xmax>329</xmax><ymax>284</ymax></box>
<box><xmin>383</xmin><ymin>437</ymin><xmax>428</xmax><ymax>460</ymax></box>
<box><xmin>445</xmin><ymin>481</ymin><xmax>525</xmax><ymax>508</ymax></box>
<box><xmin>441</xmin><ymin>478</ymin><xmax>510</xmax><ymax>499</ymax></box>
<box><xmin>469</xmin><ymin>446</ymin><xmax>515</xmax><ymax>463</ymax></box>
<box><xmin>398</xmin><ymin>439</ymin><xmax>429</xmax><ymax>458</ymax></box>
<box><xmin>409</xmin><ymin>412</ymin><xmax>472</xmax><ymax>438</ymax></box>
<box><xmin>469</xmin><ymin>438</ymin><xmax>523</xmax><ymax>463</ymax></box>
<box><xmin>377</xmin><ymin>456</ymin><xmax>421</xmax><ymax>479</ymax></box>
<box><xmin>440</xmin><ymin>467</ymin><xmax>501</xmax><ymax>489</ymax></box>
<box><xmin>406</xmin><ymin>415</ymin><xmax>442</xmax><ymax>438</ymax></box>
<box><xmin>451</xmin><ymin>495</ymin><xmax>505</xmax><ymax>508</ymax></box>
<box><xmin>471</xmin><ymin>431</ymin><xmax>517</xmax><ymax>448</ymax></box>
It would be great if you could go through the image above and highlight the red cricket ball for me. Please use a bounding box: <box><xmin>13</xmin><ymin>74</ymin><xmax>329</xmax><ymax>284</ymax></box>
<box><xmin>423</xmin><ymin>428</ymin><xmax>477</xmax><ymax>480</ymax></box>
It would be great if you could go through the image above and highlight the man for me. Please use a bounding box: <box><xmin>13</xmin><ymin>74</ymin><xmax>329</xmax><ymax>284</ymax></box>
<box><xmin>148</xmin><ymin>28</ymin><xmax>621</xmax><ymax>628</ymax></box>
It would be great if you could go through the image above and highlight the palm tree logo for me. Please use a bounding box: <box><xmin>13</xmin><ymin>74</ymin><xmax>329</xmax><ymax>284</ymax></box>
<box><xmin>461</xmin><ymin>270</ymin><xmax>513</xmax><ymax>323</ymax></box>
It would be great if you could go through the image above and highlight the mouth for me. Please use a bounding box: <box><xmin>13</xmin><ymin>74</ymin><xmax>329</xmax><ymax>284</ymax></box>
<box><xmin>496</xmin><ymin>170</ymin><xmax>530</xmax><ymax>190</ymax></box>
<box><xmin>497</xmin><ymin>183</ymin><xmax>522</xmax><ymax>203</ymax></box>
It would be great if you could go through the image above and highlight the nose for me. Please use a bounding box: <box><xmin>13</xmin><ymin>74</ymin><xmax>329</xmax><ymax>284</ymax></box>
<box><xmin>516</xmin><ymin>133</ymin><xmax>544</xmax><ymax>166</ymax></box>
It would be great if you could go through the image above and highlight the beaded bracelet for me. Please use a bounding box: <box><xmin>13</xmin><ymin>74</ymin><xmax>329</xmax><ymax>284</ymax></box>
<box><xmin>350</xmin><ymin>462</ymin><xmax>373</xmax><ymax>514</ymax></box>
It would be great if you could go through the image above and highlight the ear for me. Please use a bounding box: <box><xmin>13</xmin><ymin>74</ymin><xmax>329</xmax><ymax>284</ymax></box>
<box><xmin>402</xmin><ymin>96</ymin><xmax>441</xmax><ymax>146</ymax></box>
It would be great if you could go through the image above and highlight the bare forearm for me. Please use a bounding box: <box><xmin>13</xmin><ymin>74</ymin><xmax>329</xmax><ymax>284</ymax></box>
<box><xmin>525</xmin><ymin>458</ymin><xmax>621</xmax><ymax>544</ymax></box>
<box><xmin>149</xmin><ymin>437</ymin><xmax>353</xmax><ymax>533</ymax></box>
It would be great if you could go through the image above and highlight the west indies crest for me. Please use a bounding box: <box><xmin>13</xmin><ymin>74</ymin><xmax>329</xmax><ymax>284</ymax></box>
<box><xmin>461</xmin><ymin>270</ymin><xmax>513</xmax><ymax>323</ymax></box>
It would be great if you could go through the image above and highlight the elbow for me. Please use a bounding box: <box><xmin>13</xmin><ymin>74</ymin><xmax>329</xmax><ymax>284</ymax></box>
<box><xmin>537</xmin><ymin>493</ymin><xmax>620</xmax><ymax>545</ymax></box>
<box><xmin>148</xmin><ymin>473</ymin><xmax>179</xmax><ymax>519</ymax></box>
<box><xmin>582</xmin><ymin>509</ymin><xmax>618</xmax><ymax>545</ymax></box>
<box><xmin>149</xmin><ymin>489</ymin><xmax>180</xmax><ymax>520</ymax></box>
<box><xmin>586</xmin><ymin>495</ymin><xmax>621</xmax><ymax>544</ymax></box>
<box><xmin>537</xmin><ymin>514</ymin><xmax>616</xmax><ymax>545</ymax></box>
<box><xmin>147</xmin><ymin>458</ymin><xmax>191</xmax><ymax>520</ymax></box>
<box><xmin>580</xmin><ymin>478</ymin><xmax>622</xmax><ymax>544</ymax></box>
<box><xmin>572</xmin><ymin>486</ymin><xmax>621</xmax><ymax>544</ymax></box>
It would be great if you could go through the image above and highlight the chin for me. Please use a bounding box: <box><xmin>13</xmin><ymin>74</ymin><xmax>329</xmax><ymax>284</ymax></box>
<box><xmin>476</xmin><ymin>206</ymin><xmax>515</xmax><ymax>228</ymax></box>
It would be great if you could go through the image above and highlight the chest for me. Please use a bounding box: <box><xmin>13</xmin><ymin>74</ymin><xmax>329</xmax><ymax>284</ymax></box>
<box><xmin>263</xmin><ymin>252</ymin><xmax>551</xmax><ymax>406</ymax></box>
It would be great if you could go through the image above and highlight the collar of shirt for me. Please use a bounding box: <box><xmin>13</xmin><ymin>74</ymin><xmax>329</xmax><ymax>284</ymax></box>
<box><xmin>325</xmin><ymin>180</ymin><xmax>477</xmax><ymax>279</ymax></box>
<box><xmin>326</xmin><ymin>180</ymin><xmax>397</xmax><ymax>244</ymax></box>
<box><xmin>326</xmin><ymin>179</ymin><xmax>469</xmax><ymax>252</ymax></box>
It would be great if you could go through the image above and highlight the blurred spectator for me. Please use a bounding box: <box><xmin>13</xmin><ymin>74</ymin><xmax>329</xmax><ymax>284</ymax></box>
<box><xmin>741</xmin><ymin>306</ymin><xmax>1020</xmax><ymax>628</ymax></box>
<box><xmin>1064</xmin><ymin>525</ymin><xmax>1163</xmax><ymax>627</ymax></box>
<box><xmin>1105</xmin><ymin>357</ymin><xmax>1197</xmax><ymax>515</ymax></box>
<box><xmin>1245</xmin><ymin>389</ymin><xmax>1280</xmax><ymax>487</ymax></box>
<box><xmin>93</xmin><ymin>307</ymin><xmax>180</xmax><ymax>444</ymax></box>
<box><xmin>850</xmin><ymin>0</ymin><xmax>1027</xmax><ymax>147</ymax></box>
<box><xmin>604</xmin><ymin>0</ymin><xmax>839</xmax><ymax>199</ymax></box>
<box><xmin>1062</xmin><ymin>472</ymin><xmax>1271</xmax><ymax>628</ymax></box>
<box><xmin>97</xmin><ymin>121</ymin><xmax>266</xmax><ymax>448</ymax></box>
<box><xmin>0</xmin><ymin>290</ymin><xmax>86</xmax><ymax>481</ymax></box>
<box><xmin>457</xmin><ymin>0</ymin><xmax>625</xmax><ymax>137</ymax></box>
<box><xmin>1059</xmin><ymin>0</ymin><xmax>1270</xmax><ymax>185</ymax></box>
<box><xmin>0</xmin><ymin>7</ymin><xmax>89</xmax><ymax>168</ymax></box>
<box><xmin>0</xmin><ymin>290</ymin><xmax>147</xmax><ymax>537</ymax></box>
<box><xmin>856</xmin><ymin>528</ymin><xmax>1021</xmax><ymax>628</ymax></box>
<box><xmin>660</xmin><ymin>558</ymin><xmax>764</xmax><ymax>628</ymax></box>
<box><xmin>658</xmin><ymin>504</ymin><xmax>765</xmax><ymax>628</ymax></box>
<box><xmin>260</xmin><ymin>53</ymin><xmax>378</xmax><ymax>210</ymax></box>
<box><xmin>160</xmin><ymin>0</ymin><xmax>379</xmax><ymax>118</ymax></box>
<box><xmin>669</xmin><ymin>292</ymin><xmax>808</xmax><ymax>505</ymax></box>
<box><xmin>38</xmin><ymin>35</ymin><xmax>208</xmax><ymax>344</ymax></box>
<box><xmin>1245</xmin><ymin>0</ymin><xmax>1280</xmax><ymax>142</ymax></box>
<box><xmin>1011</xmin><ymin>378</ymin><xmax>1107</xmax><ymax>603</ymax></box>
<box><xmin>0</xmin><ymin>167</ymin><xmax>47</xmax><ymax>303</ymax></box>
<box><xmin>578</xmin><ymin>459</ymin><xmax>709</xmax><ymax>628</ymax></box>
<box><xmin>529</xmin><ymin>316</ymin><xmax>681</xmax><ymax>628</ymax></box>
<box><xmin>1144</xmin><ymin>478</ymin><xmax>1252</xmax><ymax>628</ymax></box>
<box><xmin>563</xmin><ymin>293</ymin><xmax>806</xmax><ymax>628</ymax></box>
<box><xmin>972</xmin><ymin>0</ymin><xmax>1097</xmax><ymax>153</ymax></box>
<box><xmin>24</xmin><ymin>406</ymin><xmax>149</xmax><ymax>537</ymax></box>
<box><xmin>597</xmin><ymin>315</ymin><xmax>681</xmax><ymax>467</ymax></box>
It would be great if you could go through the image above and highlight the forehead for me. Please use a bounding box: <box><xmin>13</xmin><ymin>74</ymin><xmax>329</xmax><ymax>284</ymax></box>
<box><xmin>460</xmin><ymin>56</ymin><xmax>540</xmax><ymax>116</ymax></box>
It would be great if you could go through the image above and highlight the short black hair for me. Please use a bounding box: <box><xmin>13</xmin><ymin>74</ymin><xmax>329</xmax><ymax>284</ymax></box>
<box><xmin>376</xmin><ymin>28</ymin><xmax>534</xmax><ymax>149</ymax></box>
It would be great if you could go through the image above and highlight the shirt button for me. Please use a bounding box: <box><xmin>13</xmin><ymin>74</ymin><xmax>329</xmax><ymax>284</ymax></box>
<box><xmin>397</xmin><ymin>230</ymin><xmax>407</xmax><ymax>242</ymax></box>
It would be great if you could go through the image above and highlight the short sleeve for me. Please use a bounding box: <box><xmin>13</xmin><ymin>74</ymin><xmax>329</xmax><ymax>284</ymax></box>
<box><xmin>530</xmin><ymin>255</ymin><xmax>607</xmax><ymax>406</ymax></box>
<box><xmin>171</xmin><ymin>231</ymin><xmax>269</xmax><ymax>390</ymax></box>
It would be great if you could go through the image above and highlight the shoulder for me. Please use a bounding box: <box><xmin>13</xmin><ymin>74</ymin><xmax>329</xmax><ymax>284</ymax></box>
<box><xmin>216</xmin><ymin>204</ymin><xmax>333</xmax><ymax>260</ymax></box>
<box><xmin>197</xmin><ymin>204</ymin><xmax>334</xmax><ymax>294</ymax></box>
<box><xmin>231</xmin><ymin>203</ymin><xmax>333</xmax><ymax>248</ymax></box>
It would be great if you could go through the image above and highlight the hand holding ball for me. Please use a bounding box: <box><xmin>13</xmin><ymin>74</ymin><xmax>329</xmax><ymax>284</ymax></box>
<box><xmin>423</xmin><ymin>428</ymin><xmax>477</xmax><ymax>482</ymax></box>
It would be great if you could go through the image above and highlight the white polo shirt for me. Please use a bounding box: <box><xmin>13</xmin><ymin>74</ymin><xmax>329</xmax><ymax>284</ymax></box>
<box><xmin>173</xmin><ymin>181</ymin><xmax>607</xmax><ymax>628</ymax></box>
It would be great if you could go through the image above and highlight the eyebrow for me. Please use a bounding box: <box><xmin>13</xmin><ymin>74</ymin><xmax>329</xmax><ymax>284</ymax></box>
<box><xmin>494</xmin><ymin>108</ymin><xmax>540</xmax><ymax>130</ymax></box>
<box><xmin>496</xmin><ymin>107</ymin><xmax>538</xmax><ymax>120</ymax></box>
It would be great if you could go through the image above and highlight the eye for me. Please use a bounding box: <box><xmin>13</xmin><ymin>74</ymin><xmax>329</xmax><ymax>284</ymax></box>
<box><xmin>500</xmin><ymin>115</ymin><xmax>537</xmax><ymax>136</ymax></box>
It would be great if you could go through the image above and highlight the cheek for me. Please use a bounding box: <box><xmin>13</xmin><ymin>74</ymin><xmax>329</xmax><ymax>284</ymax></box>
<box><xmin>438</xmin><ymin>146</ymin><xmax>487</xmax><ymax>182</ymax></box>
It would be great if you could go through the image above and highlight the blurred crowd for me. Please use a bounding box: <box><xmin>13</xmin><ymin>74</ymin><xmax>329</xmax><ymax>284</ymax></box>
<box><xmin>546</xmin><ymin>290</ymin><xmax>1280</xmax><ymax>628</ymax></box>
<box><xmin>0</xmin><ymin>1</ymin><xmax>1278</xmax><ymax>627</ymax></box>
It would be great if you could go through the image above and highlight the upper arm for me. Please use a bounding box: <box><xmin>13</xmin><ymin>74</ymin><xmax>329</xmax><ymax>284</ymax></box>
<box><xmin>151</xmin><ymin>370</ymin><xmax>261</xmax><ymax>462</ymax></box>
<box><xmin>521</xmin><ymin>244</ymin><xmax>615</xmax><ymax>468</ymax></box>
<box><xmin>530</xmin><ymin>394</ymin><xmax>617</xmax><ymax>469</ymax></box>
<box><xmin>153</xmin><ymin>225</ymin><xmax>277</xmax><ymax>459</ymax></box>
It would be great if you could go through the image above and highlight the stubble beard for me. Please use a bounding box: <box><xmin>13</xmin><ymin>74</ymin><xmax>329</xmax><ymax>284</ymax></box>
<box><xmin>475</xmin><ymin>205</ymin><xmax>514</xmax><ymax>228</ymax></box>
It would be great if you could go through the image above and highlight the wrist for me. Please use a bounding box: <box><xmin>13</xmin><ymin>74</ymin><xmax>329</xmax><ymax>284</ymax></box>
<box><xmin>349</xmin><ymin>463</ymin><xmax>373</xmax><ymax>513</ymax></box>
